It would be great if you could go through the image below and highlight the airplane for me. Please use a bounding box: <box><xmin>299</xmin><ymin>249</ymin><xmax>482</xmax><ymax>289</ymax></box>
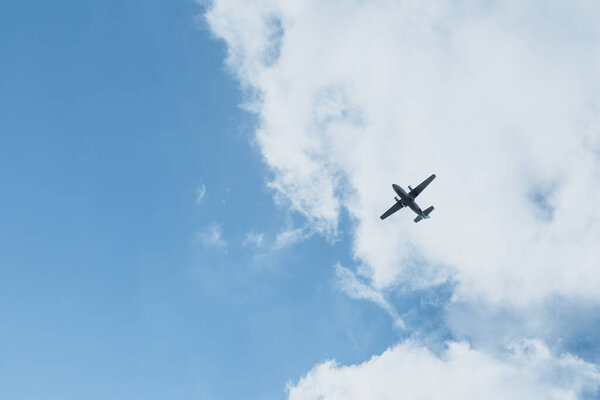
<box><xmin>380</xmin><ymin>174</ymin><xmax>436</xmax><ymax>223</ymax></box>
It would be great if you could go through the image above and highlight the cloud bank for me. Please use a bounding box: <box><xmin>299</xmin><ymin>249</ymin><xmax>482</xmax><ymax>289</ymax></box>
<box><xmin>288</xmin><ymin>340</ymin><xmax>599</xmax><ymax>400</ymax></box>
<box><xmin>206</xmin><ymin>0</ymin><xmax>600</xmax><ymax>397</ymax></box>
<box><xmin>206</xmin><ymin>0</ymin><xmax>600</xmax><ymax>304</ymax></box>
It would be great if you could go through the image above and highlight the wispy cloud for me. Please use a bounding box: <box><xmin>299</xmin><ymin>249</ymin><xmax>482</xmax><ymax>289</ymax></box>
<box><xmin>197</xmin><ymin>223</ymin><xmax>226</xmax><ymax>249</ymax></box>
<box><xmin>196</xmin><ymin>184</ymin><xmax>206</xmax><ymax>204</ymax></box>
<box><xmin>335</xmin><ymin>264</ymin><xmax>404</xmax><ymax>329</ymax></box>
<box><xmin>243</xmin><ymin>232</ymin><xmax>265</xmax><ymax>247</ymax></box>
<box><xmin>273</xmin><ymin>227</ymin><xmax>312</xmax><ymax>250</ymax></box>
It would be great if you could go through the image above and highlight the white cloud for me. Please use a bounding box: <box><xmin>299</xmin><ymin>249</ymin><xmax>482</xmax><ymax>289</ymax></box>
<box><xmin>243</xmin><ymin>232</ymin><xmax>265</xmax><ymax>247</ymax></box>
<box><xmin>206</xmin><ymin>0</ymin><xmax>600</xmax><ymax>306</ymax></box>
<box><xmin>205</xmin><ymin>0</ymin><xmax>600</xmax><ymax>397</ymax></box>
<box><xmin>287</xmin><ymin>339</ymin><xmax>600</xmax><ymax>400</ymax></box>
<box><xmin>197</xmin><ymin>223</ymin><xmax>227</xmax><ymax>249</ymax></box>
<box><xmin>196</xmin><ymin>185</ymin><xmax>207</xmax><ymax>204</ymax></box>
<box><xmin>273</xmin><ymin>227</ymin><xmax>312</xmax><ymax>250</ymax></box>
<box><xmin>335</xmin><ymin>264</ymin><xmax>404</xmax><ymax>329</ymax></box>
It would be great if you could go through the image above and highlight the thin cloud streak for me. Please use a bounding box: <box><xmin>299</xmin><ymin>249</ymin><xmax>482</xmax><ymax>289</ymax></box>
<box><xmin>335</xmin><ymin>264</ymin><xmax>404</xmax><ymax>330</ymax></box>
<box><xmin>243</xmin><ymin>232</ymin><xmax>265</xmax><ymax>247</ymax></box>
<box><xmin>196</xmin><ymin>184</ymin><xmax>207</xmax><ymax>204</ymax></box>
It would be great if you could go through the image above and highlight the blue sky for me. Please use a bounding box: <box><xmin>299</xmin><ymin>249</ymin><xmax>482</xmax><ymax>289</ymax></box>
<box><xmin>0</xmin><ymin>1</ymin><xmax>401</xmax><ymax>399</ymax></box>
<box><xmin>4</xmin><ymin>1</ymin><xmax>600</xmax><ymax>399</ymax></box>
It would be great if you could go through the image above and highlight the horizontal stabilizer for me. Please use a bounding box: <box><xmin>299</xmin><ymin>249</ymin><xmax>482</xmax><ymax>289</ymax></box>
<box><xmin>415</xmin><ymin>206</ymin><xmax>434</xmax><ymax>223</ymax></box>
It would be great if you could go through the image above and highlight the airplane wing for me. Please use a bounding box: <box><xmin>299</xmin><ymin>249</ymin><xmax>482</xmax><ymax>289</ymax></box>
<box><xmin>380</xmin><ymin>201</ymin><xmax>404</xmax><ymax>220</ymax></box>
<box><xmin>409</xmin><ymin>174</ymin><xmax>436</xmax><ymax>198</ymax></box>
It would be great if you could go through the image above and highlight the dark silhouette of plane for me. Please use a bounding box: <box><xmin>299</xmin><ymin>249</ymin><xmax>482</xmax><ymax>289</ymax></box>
<box><xmin>380</xmin><ymin>174</ymin><xmax>436</xmax><ymax>223</ymax></box>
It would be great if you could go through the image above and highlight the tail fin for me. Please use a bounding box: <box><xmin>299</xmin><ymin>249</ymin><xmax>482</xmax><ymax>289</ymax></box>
<box><xmin>414</xmin><ymin>216</ymin><xmax>423</xmax><ymax>223</ymax></box>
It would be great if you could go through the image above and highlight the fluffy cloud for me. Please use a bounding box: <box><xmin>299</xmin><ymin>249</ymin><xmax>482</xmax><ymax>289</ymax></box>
<box><xmin>206</xmin><ymin>0</ymin><xmax>600</xmax><ymax>305</ymax></box>
<box><xmin>205</xmin><ymin>0</ymin><xmax>600</xmax><ymax>397</ymax></box>
<box><xmin>288</xmin><ymin>340</ymin><xmax>600</xmax><ymax>400</ymax></box>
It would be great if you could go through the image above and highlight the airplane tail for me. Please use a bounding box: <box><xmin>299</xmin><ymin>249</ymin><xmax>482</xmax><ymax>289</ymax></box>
<box><xmin>414</xmin><ymin>206</ymin><xmax>435</xmax><ymax>223</ymax></box>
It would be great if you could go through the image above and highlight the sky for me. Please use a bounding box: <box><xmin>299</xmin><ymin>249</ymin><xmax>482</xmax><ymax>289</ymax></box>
<box><xmin>2</xmin><ymin>1</ymin><xmax>600</xmax><ymax>399</ymax></box>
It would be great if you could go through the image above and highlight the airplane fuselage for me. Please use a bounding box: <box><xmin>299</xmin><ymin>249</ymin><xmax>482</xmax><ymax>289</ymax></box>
<box><xmin>392</xmin><ymin>184</ymin><xmax>429</xmax><ymax>219</ymax></box>
<box><xmin>380</xmin><ymin>174</ymin><xmax>435</xmax><ymax>222</ymax></box>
